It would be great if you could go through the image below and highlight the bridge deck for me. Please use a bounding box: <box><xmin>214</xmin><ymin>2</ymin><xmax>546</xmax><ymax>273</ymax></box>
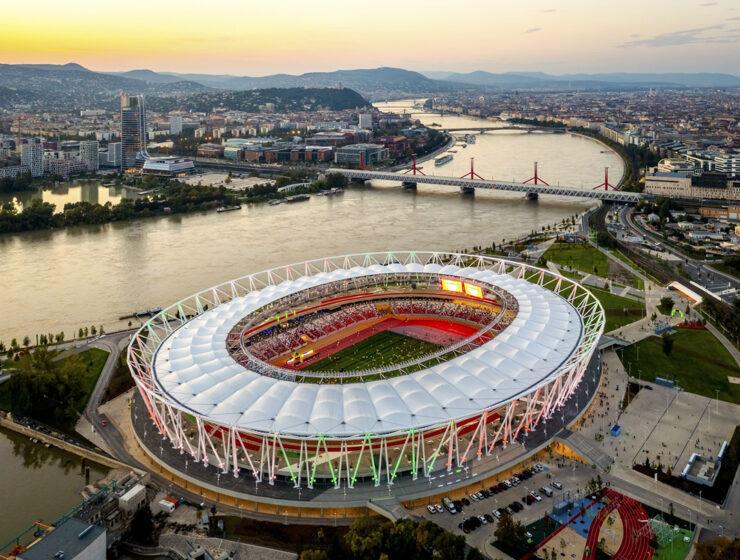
<box><xmin>333</xmin><ymin>169</ymin><xmax>644</xmax><ymax>203</ymax></box>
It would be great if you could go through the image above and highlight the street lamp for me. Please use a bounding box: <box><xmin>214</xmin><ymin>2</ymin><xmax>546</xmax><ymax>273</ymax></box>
<box><xmin>715</xmin><ymin>389</ymin><xmax>720</xmax><ymax>415</ymax></box>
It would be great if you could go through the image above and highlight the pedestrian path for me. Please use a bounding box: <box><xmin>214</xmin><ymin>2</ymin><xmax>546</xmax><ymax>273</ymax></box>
<box><xmin>555</xmin><ymin>429</ymin><xmax>614</xmax><ymax>471</ymax></box>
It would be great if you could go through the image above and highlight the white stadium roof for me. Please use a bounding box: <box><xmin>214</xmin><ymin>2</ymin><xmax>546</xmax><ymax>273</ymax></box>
<box><xmin>152</xmin><ymin>262</ymin><xmax>584</xmax><ymax>438</ymax></box>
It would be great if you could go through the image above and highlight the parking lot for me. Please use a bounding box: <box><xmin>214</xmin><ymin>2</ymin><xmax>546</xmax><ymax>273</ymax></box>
<box><xmin>409</xmin><ymin>458</ymin><xmax>602</xmax><ymax>556</ymax></box>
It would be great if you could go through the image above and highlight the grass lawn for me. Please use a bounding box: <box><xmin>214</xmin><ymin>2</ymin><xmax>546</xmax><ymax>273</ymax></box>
<box><xmin>617</xmin><ymin>328</ymin><xmax>740</xmax><ymax>404</ymax></box>
<box><xmin>309</xmin><ymin>330</ymin><xmax>440</xmax><ymax>372</ymax></box>
<box><xmin>709</xmin><ymin>262</ymin><xmax>740</xmax><ymax>281</ymax></box>
<box><xmin>651</xmin><ymin>528</ymin><xmax>693</xmax><ymax>560</ymax></box>
<box><xmin>74</xmin><ymin>348</ymin><xmax>110</xmax><ymax>411</ymax></box>
<box><xmin>587</xmin><ymin>286</ymin><xmax>645</xmax><ymax>332</ymax></box>
<box><xmin>543</xmin><ymin>243</ymin><xmax>608</xmax><ymax>277</ymax></box>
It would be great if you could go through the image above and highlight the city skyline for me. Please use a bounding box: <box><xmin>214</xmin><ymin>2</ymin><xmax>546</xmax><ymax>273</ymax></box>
<box><xmin>2</xmin><ymin>0</ymin><xmax>739</xmax><ymax>75</ymax></box>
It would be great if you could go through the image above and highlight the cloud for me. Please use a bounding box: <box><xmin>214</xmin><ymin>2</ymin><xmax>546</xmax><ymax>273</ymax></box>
<box><xmin>540</xmin><ymin>8</ymin><xmax>556</xmax><ymax>12</ymax></box>
<box><xmin>523</xmin><ymin>27</ymin><xmax>542</xmax><ymax>34</ymax></box>
<box><xmin>619</xmin><ymin>24</ymin><xmax>740</xmax><ymax>47</ymax></box>
<box><xmin>729</xmin><ymin>16</ymin><xmax>740</xmax><ymax>20</ymax></box>
<box><xmin>629</xmin><ymin>33</ymin><xmax>640</xmax><ymax>38</ymax></box>
<box><xmin>698</xmin><ymin>1</ymin><xmax>717</xmax><ymax>5</ymax></box>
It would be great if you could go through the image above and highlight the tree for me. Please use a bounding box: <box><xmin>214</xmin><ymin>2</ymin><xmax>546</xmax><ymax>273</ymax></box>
<box><xmin>345</xmin><ymin>515</ymin><xmax>385</xmax><ymax>560</ymax></box>
<box><xmin>662</xmin><ymin>333</ymin><xmax>675</xmax><ymax>357</ymax></box>
<box><xmin>325</xmin><ymin>172</ymin><xmax>348</xmax><ymax>190</ymax></box>
<box><xmin>22</xmin><ymin>336</ymin><xmax>30</xmax><ymax>347</ymax></box>
<box><xmin>90</xmin><ymin>325</ymin><xmax>96</xmax><ymax>336</ymax></box>
<box><xmin>660</xmin><ymin>296</ymin><xmax>674</xmax><ymax>314</ymax></box>
<box><xmin>466</xmin><ymin>548</ymin><xmax>485</xmax><ymax>560</ymax></box>
<box><xmin>78</xmin><ymin>328</ymin><xmax>84</xmax><ymax>339</ymax></box>
<box><xmin>494</xmin><ymin>511</ymin><xmax>526</xmax><ymax>547</ymax></box>
<box><xmin>386</xmin><ymin>518</ymin><xmax>416</xmax><ymax>559</ymax></box>
<box><xmin>299</xmin><ymin>551</ymin><xmax>329</xmax><ymax>560</ymax></box>
<box><xmin>694</xmin><ymin>536</ymin><xmax>740</xmax><ymax>560</ymax></box>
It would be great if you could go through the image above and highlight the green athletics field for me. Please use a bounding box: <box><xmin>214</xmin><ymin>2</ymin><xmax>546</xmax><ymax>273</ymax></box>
<box><xmin>308</xmin><ymin>330</ymin><xmax>440</xmax><ymax>372</ymax></box>
<box><xmin>617</xmin><ymin>327</ymin><xmax>740</xmax><ymax>404</ymax></box>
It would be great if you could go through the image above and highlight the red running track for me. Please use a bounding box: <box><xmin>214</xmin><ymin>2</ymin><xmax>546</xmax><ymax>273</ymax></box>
<box><xmin>582</xmin><ymin>489</ymin><xmax>653</xmax><ymax>560</ymax></box>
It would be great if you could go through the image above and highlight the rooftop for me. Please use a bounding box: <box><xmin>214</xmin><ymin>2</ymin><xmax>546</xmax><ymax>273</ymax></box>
<box><xmin>18</xmin><ymin>519</ymin><xmax>105</xmax><ymax>560</ymax></box>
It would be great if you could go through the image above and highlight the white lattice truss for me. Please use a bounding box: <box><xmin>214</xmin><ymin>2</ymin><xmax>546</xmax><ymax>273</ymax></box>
<box><xmin>127</xmin><ymin>251</ymin><xmax>604</xmax><ymax>490</ymax></box>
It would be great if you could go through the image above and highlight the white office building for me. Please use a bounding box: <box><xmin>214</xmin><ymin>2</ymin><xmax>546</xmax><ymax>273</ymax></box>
<box><xmin>108</xmin><ymin>142</ymin><xmax>122</xmax><ymax>167</ymax></box>
<box><xmin>358</xmin><ymin>113</ymin><xmax>372</xmax><ymax>130</ymax></box>
<box><xmin>20</xmin><ymin>139</ymin><xmax>43</xmax><ymax>177</ymax></box>
<box><xmin>79</xmin><ymin>140</ymin><xmax>99</xmax><ymax>172</ymax></box>
<box><xmin>170</xmin><ymin>115</ymin><xmax>183</xmax><ymax>135</ymax></box>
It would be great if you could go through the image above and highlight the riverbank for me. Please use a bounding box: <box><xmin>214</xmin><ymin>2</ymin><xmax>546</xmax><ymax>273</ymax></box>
<box><xmin>569</xmin><ymin>131</ymin><xmax>628</xmax><ymax>187</ymax></box>
<box><xmin>386</xmin><ymin>134</ymin><xmax>455</xmax><ymax>172</ymax></box>
<box><xmin>0</xmin><ymin>412</ymin><xmax>139</xmax><ymax>472</ymax></box>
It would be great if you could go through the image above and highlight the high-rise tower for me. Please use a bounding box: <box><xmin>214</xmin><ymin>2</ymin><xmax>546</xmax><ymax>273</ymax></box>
<box><xmin>120</xmin><ymin>94</ymin><xmax>149</xmax><ymax>171</ymax></box>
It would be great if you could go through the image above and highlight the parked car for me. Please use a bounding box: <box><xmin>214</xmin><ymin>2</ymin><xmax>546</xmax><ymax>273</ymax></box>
<box><xmin>435</xmin><ymin>504</ymin><xmax>444</xmax><ymax>513</ymax></box>
<box><xmin>471</xmin><ymin>493</ymin><xmax>479</xmax><ymax>502</ymax></box>
<box><xmin>536</xmin><ymin>463</ymin><xmax>544</xmax><ymax>471</ymax></box>
<box><xmin>478</xmin><ymin>515</ymin><xmax>488</xmax><ymax>525</ymax></box>
<box><xmin>427</xmin><ymin>505</ymin><xmax>436</xmax><ymax>514</ymax></box>
<box><xmin>461</xmin><ymin>497</ymin><xmax>471</xmax><ymax>507</ymax></box>
<box><xmin>530</xmin><ymin>491</ymin><xmax>542</xmax><ymax>502</ymax></box>
<box><xmin>552</xmin><ymin>481</ymin><xmax>563</xmax><ymax>490</ymax></box>
<box><xmin>484</xmin><ymin>513</ymin><xmax>494</xmax><ymax>523</ymax></box>
<box><xmin>540</xmin><ymin>487</ymin><xmax>553</xmax><ymax>497</ymax></box>
<box><xmin>493</xmin><ymin>509</ymin><xmax>503</xmax><ymax>519</ymax></box>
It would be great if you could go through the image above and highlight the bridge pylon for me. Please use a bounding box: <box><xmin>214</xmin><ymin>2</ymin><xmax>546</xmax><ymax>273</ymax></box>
<box><xmin>402</xmin><ymin>155</ymin><xmax>425</xmax><ymax>176</ymax></box>
<box><xmin>592</xmin><ymin>167</ymin><xmax>618</xmax><ymax>191</ymax></box>
<box><xmin>523</xmin><ymin>162</ymin><xmax>549</xmax><ymax>186</ymax></box>
<box><xmin>459</xmin><ymin>158</ymin><xmax>483</xmax><ymax>194</ymax></box>
<box><xmin>460</xmin><ymin>158</ymin><xmax>484</xmax><ymax>181</ymax></box>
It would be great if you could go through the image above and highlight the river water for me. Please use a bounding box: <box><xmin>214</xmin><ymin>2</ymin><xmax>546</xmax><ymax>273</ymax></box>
<box><xmin>0</xmin><ymin>428</ymin><xmax>108</xmax><ymax>546</ymax></box>
<box><xmin>0</xmin><ymin>103</ymin><xmax>622</xmax><ymax>344</ymax></box>
<box><xmin>0</xmin><ymin>99</ymin><xmax>622</xmax><ymax>538</ymax></box>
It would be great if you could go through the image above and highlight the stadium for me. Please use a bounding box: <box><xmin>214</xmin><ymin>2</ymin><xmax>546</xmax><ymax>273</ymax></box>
<box><xmin>127</xmin><ymin>251</ymin><xmax>604</xmax><ymax>507</ymax></box>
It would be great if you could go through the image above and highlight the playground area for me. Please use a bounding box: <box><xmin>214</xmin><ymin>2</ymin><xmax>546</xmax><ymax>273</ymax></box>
<box><xmin>527</xmin><ymin>490</ymin><xmax>693</xmax><ymax>560</ymax></box>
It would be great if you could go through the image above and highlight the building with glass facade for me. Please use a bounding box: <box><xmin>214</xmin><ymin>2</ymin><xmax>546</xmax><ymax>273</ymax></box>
<box><xmin>120</xmin><ymin>94</ymin><xmax>149</xmax><ymax>171</ymax></box>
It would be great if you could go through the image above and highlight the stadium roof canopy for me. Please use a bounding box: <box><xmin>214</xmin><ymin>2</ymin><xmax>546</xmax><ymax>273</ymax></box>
<box><xmin>152</xmin><ymin>262</ymin><xmax>584</xmax><ymax>438</ymax></box>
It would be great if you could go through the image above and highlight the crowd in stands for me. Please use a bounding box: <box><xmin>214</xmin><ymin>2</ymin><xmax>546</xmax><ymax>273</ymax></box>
<box><xmin>229</xmin><ymin>297</ymin><xmax>504</xmax><ymax>364</ymax></box>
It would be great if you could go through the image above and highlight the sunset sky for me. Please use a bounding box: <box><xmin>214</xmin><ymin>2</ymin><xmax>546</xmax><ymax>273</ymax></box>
<box><xmin>2</xmin><ymin>0</ymin><xmax>739</xmax><ymax>75</ymax></box>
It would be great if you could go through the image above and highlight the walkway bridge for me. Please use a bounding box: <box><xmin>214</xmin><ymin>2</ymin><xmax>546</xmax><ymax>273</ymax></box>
<box><xmin>332</xmin><ymin>168</ymin><xmax>645</xmax><ymax>204</ymax></box>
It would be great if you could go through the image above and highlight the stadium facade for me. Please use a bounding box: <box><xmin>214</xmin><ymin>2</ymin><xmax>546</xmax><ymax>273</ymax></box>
<box><xmin>128</xmin><ymin>252</ymin><xmax>604</xmax><ymax>502</ymax></box>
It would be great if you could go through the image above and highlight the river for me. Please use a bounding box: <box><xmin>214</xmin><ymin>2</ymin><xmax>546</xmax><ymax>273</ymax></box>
<box><xmin>0</xmin><ymin>427</ymin><xmax>108</xmax><ymax>546</ymax></box>
<box><xmin>0</xmin><ymin>104</ymin><xmax>622</xmax><ymax>344</ymax></box>
<box><xmin>0</xmin><ymin>99</ymin><xmax>622</xmax><ymax>538</ymax></box>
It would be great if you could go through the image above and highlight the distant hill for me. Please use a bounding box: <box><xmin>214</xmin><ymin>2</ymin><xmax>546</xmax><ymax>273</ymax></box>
<box><xmin>111</xmin><ymin>69</ymin><xmax>186</xmax><ymax>84</ymax></box>
<box><xmin>146</xmin><ymin>87</ymin><xmax>371</xmax><ymax>113</ymax></box>
<box><xmin>110</xmin><ymin>66</ymin><xmax>457</xmax><ymax>99</ymax></box>
<box><xmin>438</xmin><ymin>70</ymin><xmax>740</xmax><ymax>89</ymax></box>
<box><xmin>0</xmin><ymin>63</ymin><xmax>210</xmax><ymax>110</ymax></box>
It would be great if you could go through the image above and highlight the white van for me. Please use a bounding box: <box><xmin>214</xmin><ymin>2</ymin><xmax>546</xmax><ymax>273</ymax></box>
<box><xmin>540</xmin><ymin>486</ymin><xmax>553</xmax><ymax>497</ymax></box>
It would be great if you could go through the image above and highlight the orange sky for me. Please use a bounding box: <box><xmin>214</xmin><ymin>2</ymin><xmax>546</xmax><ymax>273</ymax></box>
<box><xmin>2</xmin><ymin>0</ymin><xmax>738</xmax><ymax>75</ymax></box>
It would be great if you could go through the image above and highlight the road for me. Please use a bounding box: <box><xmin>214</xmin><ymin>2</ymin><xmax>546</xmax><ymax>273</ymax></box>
<box><xmin>619</xmin><ymin>206</ymin><xmax>740</xmax><ymax>303</ymax></box>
